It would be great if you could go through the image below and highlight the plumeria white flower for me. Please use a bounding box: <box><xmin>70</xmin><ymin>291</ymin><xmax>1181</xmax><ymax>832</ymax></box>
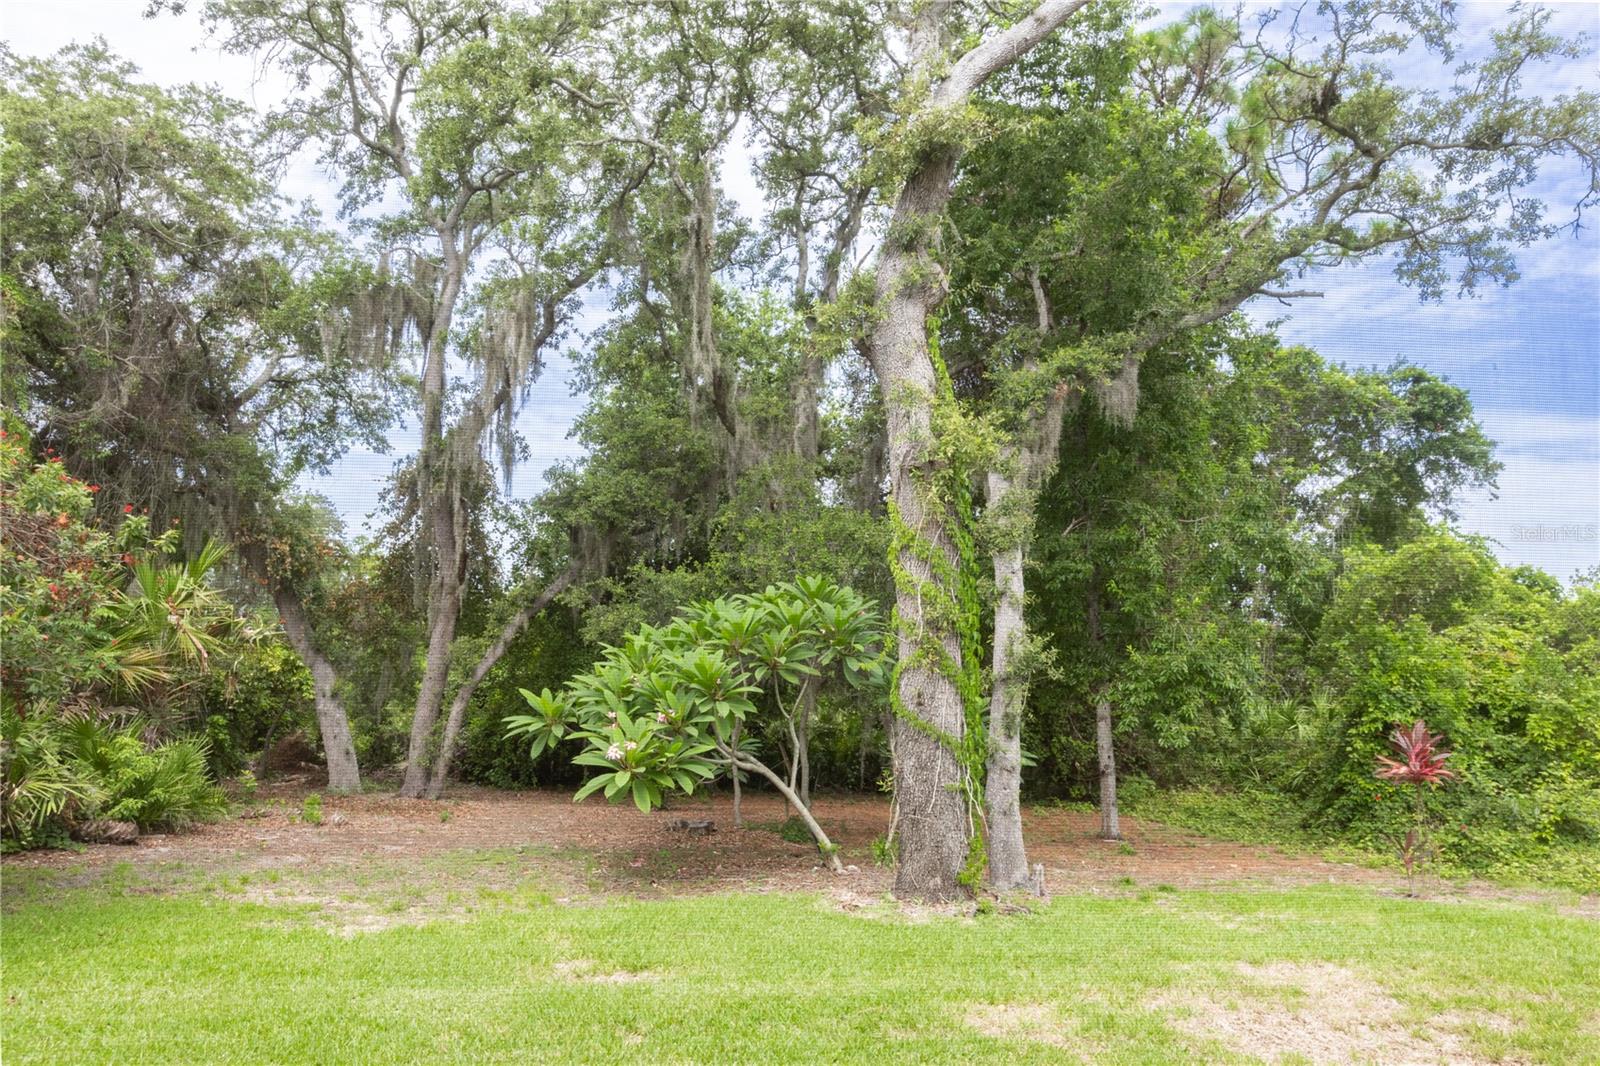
<box><xmin>605</xmin><ymin>744</ymin><xmax>624</xmax><ymax>761</ymax></box>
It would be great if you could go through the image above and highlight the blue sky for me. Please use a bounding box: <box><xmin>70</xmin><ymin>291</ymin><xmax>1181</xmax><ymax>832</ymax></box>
<box><xmin>6</xmin><ymin>1</ymin><xmax>1597</xmax><ymax>580</ymax></box>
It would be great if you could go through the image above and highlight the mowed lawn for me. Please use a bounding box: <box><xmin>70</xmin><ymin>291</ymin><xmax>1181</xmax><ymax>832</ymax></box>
<box><xmin>3</xmin><ymin>858</ymin><xmax>1598</xmax><ymax>1064</ymax></box>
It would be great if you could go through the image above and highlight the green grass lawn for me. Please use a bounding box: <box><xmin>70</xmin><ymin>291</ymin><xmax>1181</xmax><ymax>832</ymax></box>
<box><xmin>3</xmin><ymin>858</ymin><xmax>1597</xmax><ymax>1064</ymax></box>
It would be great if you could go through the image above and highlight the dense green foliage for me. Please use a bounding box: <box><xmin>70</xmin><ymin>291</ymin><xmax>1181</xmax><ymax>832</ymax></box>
<box><xmin>1</xmin><ymin>432</ymin><xmax>238</xmax><ymax>846</ymax></box>
<box><xmin>1</xmin><ymin>3</ymin><xmax>1593</xmax><ymax>898</ymax></box>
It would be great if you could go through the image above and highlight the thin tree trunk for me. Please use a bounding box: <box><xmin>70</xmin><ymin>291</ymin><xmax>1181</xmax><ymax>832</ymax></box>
<box><xmin>1096</xmin><ymin>695</ymin><xmax>1120</xmax><ymax>841</ymax></box>
<box><xmin>982</xmin><ymin>279</ymin><xmax>1074</xmax><ymax>890</ymax></box>
<box><xmin>399</xmin><ymin>256</ymin><xmax>465</xmax><ymax>799</ymax></box>
<box><xmin>422</xmin><ymin>568</ymin><xmax>576</xmax><ymax>799</ymax></box>
<box><xmin>730</xmin><ymin>720</ymin><xmax>744</xmax><ymax>827</ymax></box>
<box><xmin>1086</xmin><ymin>568</ymin><xmax>1120</xmax><ymax>841</ymax></box>
<box><xmin>725</xmin><ymin>750</ymin><xmax>844</xmax><ymax>873</ymax></box>
<box><xmin>272</xmin><ymin>588</ymin><xmax>361</xmax><ymax>792</ymax></box>
<box><xmin>791</xmin><ymin>186</ymin><xmax>866</xmax><ymax>462</ymax></box>
<box><xmin>399</xmin><ymin>540</ymin><xmax>463</xmax><ymax>798</ymax></box>
<box><xmin>857</xmin><ymin>710</ymin><xmax>871</xmax><ymax>790</ymax></box>
<box><xmin>985</xmin><ymin>516</ymin><xmax>1031</xmax><ymax>889</ymax></box>
<box><xmin>798</xmin><ymin>680</ymin><xmax>815</xmax><ymax>808</ymax></box>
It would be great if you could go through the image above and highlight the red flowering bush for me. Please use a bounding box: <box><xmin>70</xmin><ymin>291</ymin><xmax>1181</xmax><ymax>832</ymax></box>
<box><xmin>0</xmin><ymin>429</ymin><xmax>167</xmax><ymax>712</ymax></box>
<box><xmin>2</xmin><ymin>429</ymin><xmax>235</xmax><ymax>847</ymax></box>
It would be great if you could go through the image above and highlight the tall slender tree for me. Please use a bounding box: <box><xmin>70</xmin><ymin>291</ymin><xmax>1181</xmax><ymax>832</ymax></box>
<box><xmin>181</xmin><ymin>0</ymin><xmax>623</xmax><ymax>795</ymax></box>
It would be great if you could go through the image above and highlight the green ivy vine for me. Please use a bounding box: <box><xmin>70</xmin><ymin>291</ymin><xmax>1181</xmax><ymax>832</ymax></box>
<box><xmin>884</xmin><ymin>317</ymin><xmax>993</xmax><ymax>890</ymax></box>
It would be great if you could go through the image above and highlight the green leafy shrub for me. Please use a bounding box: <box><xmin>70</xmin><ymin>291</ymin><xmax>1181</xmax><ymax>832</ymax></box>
<box><xmin>300</xmin><ymin>793</ymin><xmax>323</xmax><ymax>826</ymax></box>
<box><xmin>1311</xmin><ymin>532</ymin><xmax>1600</xmax><ymax>858</ymax></box>
<box><xmin>0</xmin><ymin>714</ymin><xmax>99</xmax><ymax>849</ymax></box>
<box><xmin>198</xmin><ymin>641</ymin><xmax>316</xmax><ymax>777</ymax></box>
<box><xmin>505</xmin><ymin>579</ymin><xmax>888</xmax><ymax>861</ymax></box>
<box><xmin>60</xmin><ymin>719</ymin><xmax>226</xmax><ymax>830</ymax></box>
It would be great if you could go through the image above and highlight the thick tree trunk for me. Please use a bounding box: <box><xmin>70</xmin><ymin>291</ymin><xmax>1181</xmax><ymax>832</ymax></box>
<box><xmin>1096</xmin><ymin>695</ymin><xmax>1120</xmax><ymax>840</ymax></box>
<box><xmin>866</xmin><ymin>0</ymin><xmax>1092</xmax><ymax>901</ymax></box>
<box><xmin>985</xmin><ymin>512</ymin><xmax>1031</xmax><ymax>890</ymax></box>
<box><xmin>870</xmin><ymin>148</ymin><xmax>972</xmax><ymax>903</ymax></box>
<box><xmin>422</xmin><ymin>569</ymin><xmax>575</xmax><ymax>799</ymax></box>
<box><xmin>272</xmin><ymin>588</ymin><xmax>361</xmax><ymax>792</ymax></box>
<box><xmin>791</xmin><ymin>352</ymin><xmax>825</xmax><ymax>461</ymax></box>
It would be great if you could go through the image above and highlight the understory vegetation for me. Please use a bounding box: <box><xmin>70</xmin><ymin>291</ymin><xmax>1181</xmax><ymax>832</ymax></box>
<box><xmin>3</xmin><ymin>0</ymin><xmax>1597</xmax><ymax>907</ymax></box>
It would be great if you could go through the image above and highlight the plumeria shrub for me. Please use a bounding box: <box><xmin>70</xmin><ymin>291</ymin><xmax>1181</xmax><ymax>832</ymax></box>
<box><xmin>507</xmin><ymin>578</ymin><xmax>887</xmax><ymax>866</ymax></box>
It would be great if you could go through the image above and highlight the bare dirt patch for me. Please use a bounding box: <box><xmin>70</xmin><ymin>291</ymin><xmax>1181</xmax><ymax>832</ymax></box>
<box><xmin>1156</xmin><ymin>961</ymin><xmax>1515</xmax><ymax>1065</ymax></box>
<box><xmin>964</xmin><ymin>1002</ymin><xmax>1084</xmax><ymax>1053</ymax></box>
<box><xmin>553</xmin><ymin>959</ymin><xmax>657</xmax><ymax>984</ymax></box>
<box><xmin>4</xmin><ymin>780</ymin><xmax>1590</xmax><ymax>914</ymax></box>
<box><xmin>236</xmin><ymin>883</ymin><xmax>461</xmax><ymax>937</ymax></box>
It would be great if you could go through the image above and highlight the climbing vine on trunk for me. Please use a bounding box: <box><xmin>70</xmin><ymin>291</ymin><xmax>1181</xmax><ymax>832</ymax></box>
<box><xmin>885</xmin><ymin>321</ymin><xmax>995</xmax><ymax>888</ymax></box>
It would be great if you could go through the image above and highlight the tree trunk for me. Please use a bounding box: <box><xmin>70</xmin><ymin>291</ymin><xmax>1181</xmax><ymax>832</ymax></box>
<box><xmin>981</xmin><ymin>324</ymin><xmax>1074</xmax><ymax>888</ymax></box>
<box><xmin>727</xmin><ymin>751</ymin><xmax>844</xmax><ymax>873</ymax></box>
<box><xmin>857</xmin><ymin>709</ymin><xmax>872</xmax><ymax>790</ymax></box>
<box><xmin>870</xmin><ymin>146</ymin><xmax>972</xmax><ymax>902</ymax></box>
<box><xmin>797</xmin><ymin>681</ymin><xmax>815</xmax><ymax>808</ymax></box>
<box><xmin>272</xmin><ymin>588</ymin><xmax>361</xmax><ymax>793</ymax></box>
<box><xmin>396</xmin><ymin>470</ymin><xmax>467</xmax><ymax>787</ymax></box>
<box><xmin>984</xmin><ymin>504</ymin><xmax>1031</xmax><ymax>890</ymax></box>
<box><xmin>399</xmin><ymin>255</ymin><xmax>465</xmax><ymax>799</ymax></box>
<box><xmin>399</xmin><ymin>552</ymin><xmax>462</xmax><ymax>798</ymax></box>
<box><xmin>866</xmin><ymin>0</ymin><xmax>1092</xmax><ymax>901</ymax></box>
<box><xmin>1096</xmin><ymin>695</ymin><xmax>1119</xmax><ymax>841</ymax></box>
<box><xmin>422</xmin><ymin>569</ymin><xmax>575</xmax><ymax>799</ymax></box>
<box><xmin>791</xmin><ymin>351</ymin><xmax>825</xmax><ymax>462</ymax></box>
<box><xmin>730</xmin><ymin>720</ymin><xmax>744</xmax><ymax>828</ymax></box>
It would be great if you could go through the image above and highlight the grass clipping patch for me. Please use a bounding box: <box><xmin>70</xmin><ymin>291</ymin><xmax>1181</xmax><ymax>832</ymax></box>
<box><xmin>1156</xmin><ymin>961</ymin><xmax>1505</xmax><ymax>1065</ymax></box>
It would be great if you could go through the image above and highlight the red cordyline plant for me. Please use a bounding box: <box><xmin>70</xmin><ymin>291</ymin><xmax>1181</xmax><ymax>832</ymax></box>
<box><xmin>1375</xmin><ymin>720</ymin><xmax>1454</xmax><ymax>895</ymax></box>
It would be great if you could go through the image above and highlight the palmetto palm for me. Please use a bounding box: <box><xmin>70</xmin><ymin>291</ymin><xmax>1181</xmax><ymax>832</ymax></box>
<box><xmin>110</xmin><ymin>540</ymin><xmax>242</xmax><ymax>695</ymax></box>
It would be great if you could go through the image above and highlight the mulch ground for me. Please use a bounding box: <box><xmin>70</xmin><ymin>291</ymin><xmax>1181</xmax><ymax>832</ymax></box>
<box><xmin>2</xmin><ymin>776</ymin><xmax>1409</xmax><ymax>900</ymax></box>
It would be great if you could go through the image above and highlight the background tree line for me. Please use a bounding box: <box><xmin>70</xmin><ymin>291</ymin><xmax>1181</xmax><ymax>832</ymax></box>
<box><xmin>2</xmin><ymin>0</ymin><xmax>1595</xmax><ymax>895</ymax></box>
